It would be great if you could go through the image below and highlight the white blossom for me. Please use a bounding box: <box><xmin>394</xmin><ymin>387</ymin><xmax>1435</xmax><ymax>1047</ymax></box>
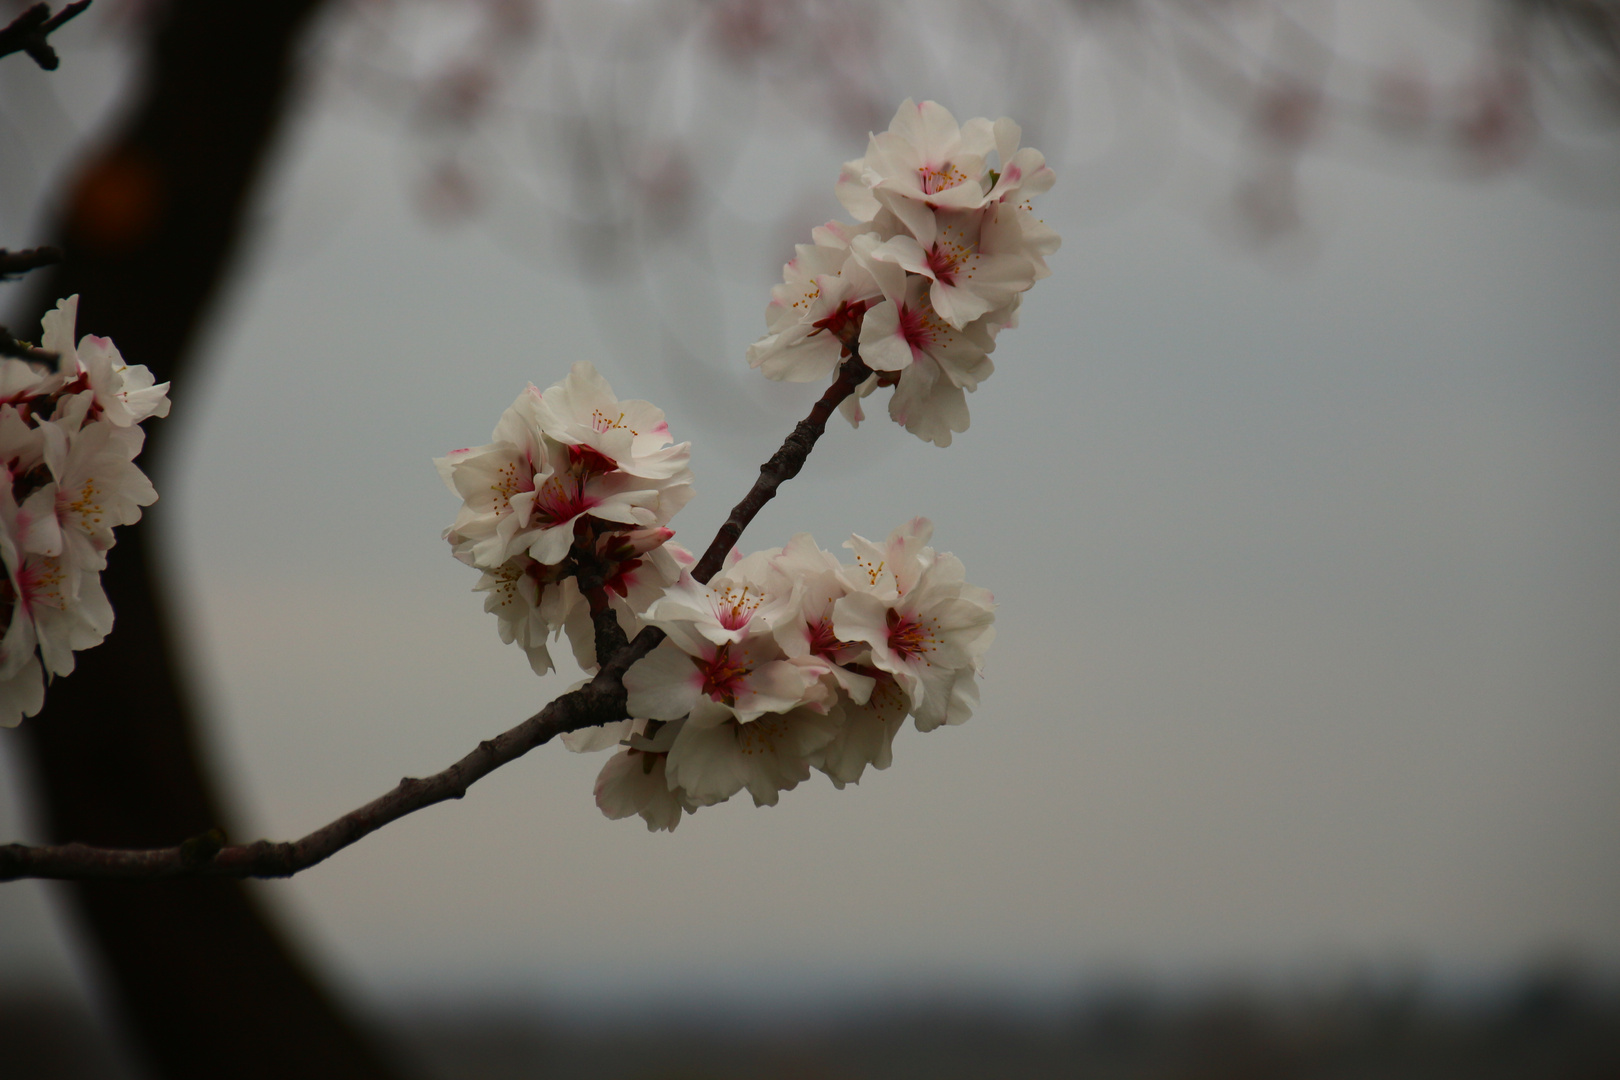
<box><xmin>812</xmin><ymin>674</ymin><xmax>909</xmax><ymax>789</ymax></box>
<box><xmin>594</xmin><ymin>719</ymin><xmax>694</xmax><ymax>832</ymax></box>
<box><xmin>750</xmin><ymin>100</ymin><xmax>1058</xmax><ymax>446</ymax></box>
<box><xmin>833</xmin><ymin>529</ymin><xmax>995</xmax><ymax>731</ymax></box>
<box><xmin>0</xmin><ymin>300</ymin><xmax>165</xmax><ymax>724</ymax></box>
<box><xmin>835</xmin><ymin>99</ymin><xmax>996</xmax><ymax>235</ymax></box>
<box><xmin>439</xmin><ymin>364</ymin><xmax>695</xmax><ymax>674</ymax></box>
<box><xmin>745</xmin><ymin>224</ymin><xmax>890</xmax><ymax>383</ymax></box>
<box><xmin>42</xmin><ymin>296</ymin><xmax>171</xmax><ymax>428</ymax></box>
<box><xmin>437</xmin><ymin>364</ymin><xmax>694</xmax><ymax>571</ymax></box>
<box><xmin>866</xmin><ymin>203</ymin><xmax>1041</xmax><ymax>331</ymax></box>
<box><xmin>579</xmin><ymin>519</ymin><xmax>993</xmax><ymax>827</ymax></box>
<box><xmin>42</xmin><ymin>397</ymin><xmax>158</xmax><ymax>574</ymax></box>
<box><xmin>665</xmin><ymin>700</ymin><xmax>841</xmax><ymax>809</ymax></box>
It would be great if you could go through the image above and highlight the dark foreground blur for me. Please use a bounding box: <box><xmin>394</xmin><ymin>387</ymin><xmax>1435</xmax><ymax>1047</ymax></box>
<box><xmin>5</xmin><ymin>972</ymin><xmax>1618</xmax><ymax>1080</ymax></box>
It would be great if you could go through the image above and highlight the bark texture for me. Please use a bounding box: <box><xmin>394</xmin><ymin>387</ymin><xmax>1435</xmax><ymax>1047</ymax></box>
<box><xmin>15</xmin><ymin>3</ymin><xmax>405</xmax><ymax>1077</ymax></box>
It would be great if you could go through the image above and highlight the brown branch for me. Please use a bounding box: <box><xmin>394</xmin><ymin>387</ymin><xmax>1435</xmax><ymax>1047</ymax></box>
<box><xmin>2</xmin><ymin>654</ymin><xmax>633</xmax><ymax>880</ymax></box>
<box><xmin>690</xmin><ymin>350</ymin><xmax>872</xmax><ymax>583</ymax></box>
<box><xmin>0</xmin><ymin>250</ymin><xmax>66</xmax><ymax>362</ymax></box>
<box><xmin>0</xmin><ymin>245</ymin><xmax>63</xmax><ymax>279</ymax></box>
<box><xmin>0</xmin><ymin>1</ymin><xmax>91</xmax><ymax>71</ymax></box>
<box><xmin>0</xmin><ymin>349</ymin><xmax>870</xmax><ymax>882</ymax></box>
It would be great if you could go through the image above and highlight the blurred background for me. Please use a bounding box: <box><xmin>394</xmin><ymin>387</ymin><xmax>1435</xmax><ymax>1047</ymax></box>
<box><xmin>1</xmin><ymin>1</ymin><xmax>1617</xmax><ymax>1076</ymax></box>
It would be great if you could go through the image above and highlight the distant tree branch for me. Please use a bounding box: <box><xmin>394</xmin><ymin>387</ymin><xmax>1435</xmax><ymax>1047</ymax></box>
<box><xmin>0</xmin><ymin>245</ymin><xmax>63</xmax><ymax>279</ymax></box>
<box><xmin>0</xmin><ymin>1</ymin><xmax>91</xmax><ymax>71</ymax></box>
<box><xmin>0</xmin><ymin>349</ymin><xmax>874</xmax><ymax>882</ymax></box>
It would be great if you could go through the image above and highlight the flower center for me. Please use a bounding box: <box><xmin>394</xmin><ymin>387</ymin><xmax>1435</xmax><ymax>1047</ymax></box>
<box><xmin>568</xmin><ymin>443</ymin><xmax>618</xmax><ymax>477</ymax></box>
<box><xmin>886</xmin><ymin>608</ymin><xmax>936</xmax><ymax>663</ymax></box>
<box><xmin>916</xmin><ymin>161</ymin><xmax>968</xmax><ymax>197</ymax></box>
<box><xmin>924</xmin><ymin>242</ymin><xmax>961</xmax><ymax>285</ymax></box>
<box><xmin>735</xmin><ymin>714</ymin><xmax>787</xmax><ymax>756</ymax></box>
<box><xmin>712</xmin><ymin>583</ymin><xmax>762</xmax><ymax>631</ymax></box>
<box><xmin>811</xmin><ymin>298</ymin><xmax>872</xmax><ymax>348</ymax></box>
<box><xmin>590</xmin><ymin>408</ymin><xmax>636</xmax><ymax>435</ymax></box>
<box><xmin>897</xmin><ymin>300</ymin><xmax>945</xmax><ymax>353</ymax></box>
<box><xmin>699</xmin><ymin>643</ymin><xmax>752</xmax><ymax>704</ymax></box>
<box><xmin>807</xmin><ymin>616</ymin><xmax>852</xmax><ymax>660</ymax></box>
<box><xmin>531</xmin><ymin>474</ymin><xmax>597</xmax><ymax>526</ymax></box>
<box><xmin>16</xmin><ymin>557</ymin><xmax>66</xmax><ymax>612</ymax></box>
<box><xmin>490</xmin><ymin>460</ymin><xmax>529</xmax><ymax>511</ymax></box>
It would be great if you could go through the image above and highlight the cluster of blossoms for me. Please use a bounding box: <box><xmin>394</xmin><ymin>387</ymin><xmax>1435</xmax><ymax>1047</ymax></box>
<box><xmin>442</xmin><ymin>101</ymin><xmax>1045</xmax><ymax>830</ymax></box>
<box><xmin>0</xmin><ymin>296</ymin><xmax>169</xmax><ymax>727</ymax></box>
<box><xmin>746</xmin><ymin>99</ymin><xmax>1059</xmax><ymax>446</ymax></box>
<box><xmin>582</xmin><ymin>519</ymin><xmax>995</xmax><ymax>831</ymax></box>
<box><xmin>436</xmin><ymin>362</ymin><xmax>696</xmax><ymax>674</ymax></box>
<box><xmin>441</xmin><ymin>368</ymin><xmax>995</xmax><ymax>831</ymax></box>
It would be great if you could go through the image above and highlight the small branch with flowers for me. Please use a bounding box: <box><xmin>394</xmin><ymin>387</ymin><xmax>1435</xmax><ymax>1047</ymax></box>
<box><xmin>0</xmin><ymin>99</ymin><xmax>1059</xmax><ymax>881</ymax></box>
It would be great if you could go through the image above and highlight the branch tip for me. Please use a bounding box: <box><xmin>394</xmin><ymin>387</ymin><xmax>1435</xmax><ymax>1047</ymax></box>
<box><xmin>0</xmin><ymin>1</ymin><xmax>92</xmax><ymax>71</ymax></box>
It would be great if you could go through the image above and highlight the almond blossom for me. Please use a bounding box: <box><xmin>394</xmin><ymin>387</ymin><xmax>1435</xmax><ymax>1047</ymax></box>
<box><xmin>623</xmin><ymin>616</ymin><xmax>815</xmax><ymax>726</ymax></box>
<box><xmin>749</xmin><ymin>99</ymin><xmax>1059</xmax><ymax>446</ymax></box>
<box><xmin>438</xmin><ymin>369</ymin><xmax>692</xmax><ymax>571</ymax></box>
<box><xmin>438</xmin><ymin>362</ymin><xmax>695</xmax><ymax>673</ymax></box>
<box><xmin>564</xmin><ymin>519</ymin><xmax>993</xmax><ymax>831</ymax></box>
<box><xmin>813</xmin><ymin>674</ymin><xmax>910</xmax><ymax>789</ymax></box>
<box><xmin>744</xmin><ymin>223</ymin><xmax>890</xmax><ymax>383</ymax></box>
<box><xmin>833</xmin><ymin>533</ymin><xmax>995</xmax><ymax>732</ymax></box>
<box><xmin>866</xmin><ymin>203</ymin><xmax>1041</xmax><ymax>331</ymax></box>
<box><xmin>445</xmin><ymin>103</ymin><xmax>1041</xmax><ymax>832</ymax></box>
<box><xmin>835</xmin><ymin>98</ymin><xmax>997</xmax><ymax>237</ymax></box>
<box><xmin>664</xmin><ymin>700</ymin><xmax>841</xmax><ymax>809</ymax></box>
<box><xmin>594</xmin><ymin>720</ymin><xmax>693</xmax><ymax>833</ymax></box>
<box><xmin>41</xmin><ymin>296</ymin><xmax>171</xmax><ymax>428</ymax></box>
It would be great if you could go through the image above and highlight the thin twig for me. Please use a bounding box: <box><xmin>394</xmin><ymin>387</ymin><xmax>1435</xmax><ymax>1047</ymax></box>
<box><xmin>690</xmin><ymin>351</ymin><xmax>872</xmax><ymax>583</ymax></box>
<box><xmin>0</xmin><ymin>348</ymin><xmax>871</xmax><ymax>882</ymax></box>
<box><xmin>0</xmin><ymin>325</ymin><xmax>58</xmax><ymax>366</ymax></box>
<box><xmin>0</xmin><ymin>2</ymin><xmax>92</xmax><ymax>71</ymax></box>
<box><xmin>0</xmin><ymin>246</ymin><xmax>63</xmax><ymax>280</ymax></box>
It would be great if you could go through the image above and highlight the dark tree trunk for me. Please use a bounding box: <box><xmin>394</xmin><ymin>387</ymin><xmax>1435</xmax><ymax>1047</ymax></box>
<box><xmin>15</xmin><ymin>3</ymin><xmax>406</xmax><ymax>1077</ymax></box>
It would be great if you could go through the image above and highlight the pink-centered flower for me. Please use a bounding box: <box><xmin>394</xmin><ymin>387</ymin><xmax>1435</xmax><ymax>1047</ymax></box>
<box><xmin>867</xmin><ymin>203</ymin><xmax>1042</xmax><ymax>330</ymax></box>
<box><xmin>438</xmin><ymin>364</ymin><xmax>692</xmax><ymax>570</ymax></box>
<box><xmin>833</xmin><ymin>522</ymin><xmax>995</xmax><ymax>731</ymax></box>
<box><xmin>836</xmin><ymin>99</ymin><xmax>997</xmax><ymax>239</ymax></box>
<box><xmin>624</xmin><ymin>629</ymin><xmax>812</xmax><ymax>725</ymax></box>
<box><xmin>858</xmin><ymin>275</ymin><xmax>995</xmax><ymax>380</ymax></box>
<box><xmin>532</xmin><ymin>361</ymin><xmax>693</xmax><ymax>491</ymax></box>
<box><xmin>42</xmin><ymin>399</ymin><xmax>158</xmax><ymax>574</ymax></box>
<box><xmin>0</xmin><ymin>483</ymin><xmax>113</xmax><ymax>680</ymax></box>
<box><xmin>746</xmin><ymin>224</ymin><xmax>897</xmax><ymax>383</ymax></box>
<box><xmin>42</xmin><ymin>296</ymin><xmax>171</xmax><ymax>428</ymax></box>
<box><xmin>770</xmin><ymin>532</ymin><xmax>877</xmax><ymax>705</ymax></box>
<box><xmin>642</xmin><ymin>552</ymin><xmax>796</xmax><ymax>648</ymax></box>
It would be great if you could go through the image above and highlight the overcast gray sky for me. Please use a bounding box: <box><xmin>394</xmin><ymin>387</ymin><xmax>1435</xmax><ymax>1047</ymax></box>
<box><xmin>2</xmin><ymin>2</ymin><xmax>1617</xmax><ymax>1013</ymax></box>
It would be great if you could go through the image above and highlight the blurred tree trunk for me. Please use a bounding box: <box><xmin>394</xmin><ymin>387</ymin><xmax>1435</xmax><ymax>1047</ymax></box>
<box><xmin>17</xmin><ymin>3</ymin><xmax>405</xmax><ymax>1077</ymax></box>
